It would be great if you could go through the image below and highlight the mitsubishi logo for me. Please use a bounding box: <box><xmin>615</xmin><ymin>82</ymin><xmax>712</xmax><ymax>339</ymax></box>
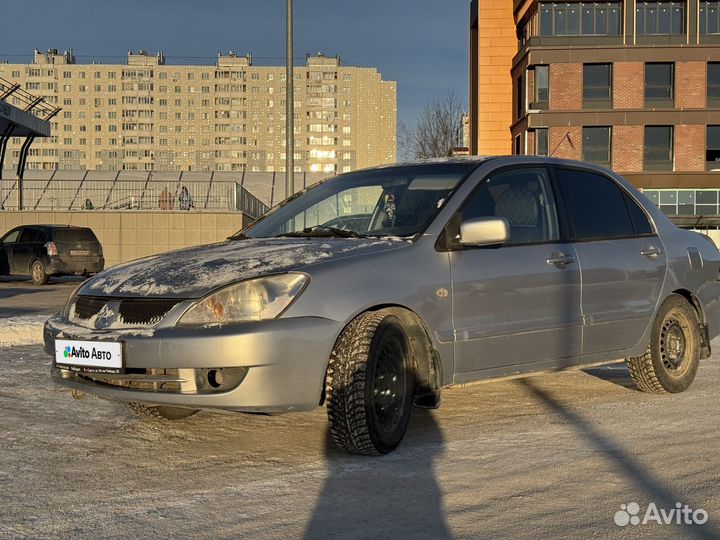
<box><xmin>93</xmin><ymin>301</ymin><xmax>121</xmax><ymax>329</ymax></box>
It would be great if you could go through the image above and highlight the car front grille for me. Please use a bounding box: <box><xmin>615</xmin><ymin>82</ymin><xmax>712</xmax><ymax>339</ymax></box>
<box><xmin>73</xmin><ymin>296</ymin><xmax>180</xmax><ymax>326</ymax></box>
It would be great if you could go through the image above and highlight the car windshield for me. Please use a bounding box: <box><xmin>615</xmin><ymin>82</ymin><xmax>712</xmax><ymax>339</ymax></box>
<box><xmin>238</xmin><ymin>163</ymin><xmax>478</xmax><ymax>239</ymax></box>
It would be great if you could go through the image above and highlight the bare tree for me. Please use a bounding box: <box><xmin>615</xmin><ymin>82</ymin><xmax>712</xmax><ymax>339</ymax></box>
<box><xmin>400</xmin><ymin>93</ymin><xmax>465</xmax><ymax>160</ymax></box>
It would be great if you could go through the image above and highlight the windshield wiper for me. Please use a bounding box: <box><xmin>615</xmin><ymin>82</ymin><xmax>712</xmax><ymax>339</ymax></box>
<box><xmin>273</xmin><ymin>226</ymin><xmax>368</xmax><ymax>239</ymax></box>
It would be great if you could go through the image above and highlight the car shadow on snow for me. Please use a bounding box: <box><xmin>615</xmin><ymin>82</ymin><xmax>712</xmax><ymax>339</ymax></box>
<box><xmin>304</xmin><ymin>408</ymin><xmax>452</xmax><ymax>540</ymax></box>
<box><xmin>518</xmin><ymin>378</ymin><xmax>720</xmax><ymax>540</ymax></box>
<box><xmin>580</xmin><ymin>364</ymin><xmax>639</xmax><ymax>391</ymax></box>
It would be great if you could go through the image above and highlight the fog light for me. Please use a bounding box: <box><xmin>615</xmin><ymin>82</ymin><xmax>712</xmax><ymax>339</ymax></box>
<box><xmin>194</xmin><ymin>367</ymin><xmax>248</xmax><ymax>393</ymax></box>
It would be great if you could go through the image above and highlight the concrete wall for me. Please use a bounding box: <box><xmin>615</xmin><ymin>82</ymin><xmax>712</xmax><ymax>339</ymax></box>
<box><xmin>0</xmin><ymin>211</ymin><xmax>250</xmax><ymax>267</ymax></box>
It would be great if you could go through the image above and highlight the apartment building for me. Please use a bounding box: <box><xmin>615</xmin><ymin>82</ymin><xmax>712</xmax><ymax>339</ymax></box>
<box><xmin>0</xmin><ymin>49</ymin><xmax>396</xmax><ymax>174</ymax></box>
<box><xmin>470</xmin><ymin>0</ymin><xmax>720</xmax><ymax>221</ymax></box>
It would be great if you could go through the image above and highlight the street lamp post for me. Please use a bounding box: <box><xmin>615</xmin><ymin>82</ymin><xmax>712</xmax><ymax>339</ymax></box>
<box><xmin>285</xmin><ymin>0</ymin><xmax>294</xmax><ymax>200</ymax></box>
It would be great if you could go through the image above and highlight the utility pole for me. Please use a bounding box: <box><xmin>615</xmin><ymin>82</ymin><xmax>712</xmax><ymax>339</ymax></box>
<box><xmin>285</xmin><ymin>0</ymin><xmax>294</xmax><ymax>200</ymax></box>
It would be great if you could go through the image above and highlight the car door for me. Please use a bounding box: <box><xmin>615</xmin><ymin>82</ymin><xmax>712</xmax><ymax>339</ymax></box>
<box><xmin>0</xmin><ymin>228</ymin><xmax>21</xmax><ymax>274</ymax></box>
<box><xmin>12</xmin><ymin>227</ymin><xmax>44</xmax><ymax>274</ymax></box>
<box><xmin>448</xmin><ymin>166</ymin><xmax>582</xmax><ymax>377</ymax></box>
<box><xmin>554</xmin><ymin>166</ymin><xmax>667</xmax><ymax>355</ymax></box>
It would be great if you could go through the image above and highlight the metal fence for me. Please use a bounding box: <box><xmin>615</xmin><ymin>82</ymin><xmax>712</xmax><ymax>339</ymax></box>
<box><xmin>0</xmin><ymin>170</ymin><xmax>270</xmax><ymax>218</ymax></box>
<box><xmin>0</xmin><ymin>170</ymin><xmax>333</xmax><ymax>217</ymax></box>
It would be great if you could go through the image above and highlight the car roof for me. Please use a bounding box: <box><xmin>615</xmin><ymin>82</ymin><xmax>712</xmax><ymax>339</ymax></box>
<box><xmin>7</xmin><ymin>224</ymin><xmax>91</xmax><ymax>232</ymax></box>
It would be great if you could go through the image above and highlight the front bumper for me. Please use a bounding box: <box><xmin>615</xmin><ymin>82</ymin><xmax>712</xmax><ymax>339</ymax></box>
<box><xmin>44</xmin><ymin>314</ymin><xmax>342</xmax><ymax>413</ymax></box>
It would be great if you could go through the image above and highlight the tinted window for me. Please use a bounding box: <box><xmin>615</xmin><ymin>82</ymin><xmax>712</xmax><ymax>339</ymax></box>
<box><xmin>18</xmin><ymin>228</ymin><xmax>46</xmax><ymax>243</ymax></box>
<box><xmin>582</xmin><ymin>126</ymin><xmax>612</xmax><ymax>165</ymax></box>
<box><xmin>644</xmin><ymin>126</ymin><xmax>673</xmax><ymax>170</ymax></box>
<box><xmin>556</xmin><ymin>168</ymin><xmax>634</xmax><ymax>239</ymax></box>
<box><xmin>534</xmin><ymin>65</ymin><xmax>549</xmax><ymax>106</ymax></box>
<box><xmin>700</xmin><ymin>1</ymin><xmax>720</xmax><ymax>34</ymax></box>
<box><xmin>645</xmin><ymin>63</ymin><xmax>674</xmax><ymax>103</ymax></box>
<box><xmin>624</xmin><ymin>193</ymin><xmax>654</xmax><ymax>235</ymax></box>
<box><xmin>709</xmin><ymin>63</ymin><xmax>720</xmax><ymax>103</ymax></box>
<box><xmin>540</xmin><ymin>1</ymin><xmax>621</xmax><ymax>35</ymax></box>
<box><xmin>636</xmin><ymin>1</ymin><xmax>685</xmax><ymax>34</ymax></box>
<box><xmin>536</xmin><ymin>128</ymin><xmax>549</xmax><ymax>156</ymax></box>
<box><xmin>461</xmin><ymin>167</ymin><xmax>559</xmax><ymax>245</ymax></box>
<box><xmin>1</xmin><ymin>230</ymin><xmax>20</xmax><ymax>244</ymax></box>
<box><xmin>583</xmin><ymin>64</ymin><xmax>612</xmax><ymax>102</ymax></box>
<box><xmin>53</xmin><ymin>228</ymin><xmax>98</xmax><ymax>243</ymax></box>
<box><xmin>707</xmin><ymin>125</ymin><xmax>720</xmax><ymax>169</ymax></box>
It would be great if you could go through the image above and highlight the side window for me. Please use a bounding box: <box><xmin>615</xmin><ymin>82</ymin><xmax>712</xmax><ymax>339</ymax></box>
<box><xmin>18</xmin><ymin>228</ymin><xmax>44</xmax><ymax>243</ymax></box>
<box><xmin>556</xmin><ymin>168</ymin><xmax>635</xmax><ymax>240</ymax></box>
<box><xmin>1</xmin><ymin>230</ymin><xmax>20</xmax><ymax>244</ymax></box>
<box><xmin>624</xmin><ymin>192</ymin><xmax>654</xmax><ymax>236</ymax></box>
<box><xmin>460</xmin><ymin>167</ymin><xmax>559</xmax><ymax>245</ymax></box>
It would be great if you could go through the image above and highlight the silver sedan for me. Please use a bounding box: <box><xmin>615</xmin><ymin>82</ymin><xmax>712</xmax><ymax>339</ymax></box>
<box><xmin>44</xmin><ymin>157</ymin><xmax>720</xmax><ymax>455</ymax></box>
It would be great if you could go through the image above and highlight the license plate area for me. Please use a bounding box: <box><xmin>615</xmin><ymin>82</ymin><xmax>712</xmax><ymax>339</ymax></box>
<box><xmin>55</xmin><ymin>339</ymin><xmax>124</xmax><ymax>373</ymax></box>
<box><xmin>70</xmin><ymin>250</ymin><xmax>91</xmax><ymax>256</ymax></box>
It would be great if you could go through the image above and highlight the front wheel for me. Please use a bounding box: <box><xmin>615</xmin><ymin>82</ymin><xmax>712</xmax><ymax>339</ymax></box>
<box><xmin>626</xmin><ymin>294</ymin><xmax>701</xmax><ymax>394</ymax></box>
<box><xmin>326</xmin><ymin>310</ymin><xmax>415</xmax><ymax>455</ymax></box>
<box><xmin>30</xmin><ymin>260</ymin><xmax>49</xmax><ymax>285</ymax></box>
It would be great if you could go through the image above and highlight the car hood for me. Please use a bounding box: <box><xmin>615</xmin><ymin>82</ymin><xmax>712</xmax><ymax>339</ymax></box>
<box><xmin>79</xmin><ymin>237</ymin><xmax>410</xmax><ymax>299</ymax></box>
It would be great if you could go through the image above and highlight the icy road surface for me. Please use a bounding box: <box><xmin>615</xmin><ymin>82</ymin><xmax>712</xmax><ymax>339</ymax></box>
<box><xmin>1</xmin><ymin>345</ymin><xmax>719</xmax><ymax>540</ymax></box>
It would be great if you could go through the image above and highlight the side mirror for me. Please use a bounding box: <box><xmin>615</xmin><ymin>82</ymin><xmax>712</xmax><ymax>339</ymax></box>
<box><xmin>459</xmin><ymin>217</ymin><xmax>509</xmax><ymax>247</ymax></box>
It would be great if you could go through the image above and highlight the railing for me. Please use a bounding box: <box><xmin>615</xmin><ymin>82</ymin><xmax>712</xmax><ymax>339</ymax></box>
<box><xmin>0</xmin><ymin>75</ymin><xmax>61</xmax><ymax>121</ymax></box>
<box><xmin>0</xmin><ymin>170</ymin><xmax>330</xmax><ymax>215</ymax></box>
<box><xmin>0</xmin><ymin>171</ymin><xmax>269</xmax><ymax>218</ymax></box>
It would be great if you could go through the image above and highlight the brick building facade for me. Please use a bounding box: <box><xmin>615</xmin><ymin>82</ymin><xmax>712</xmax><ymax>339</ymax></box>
<box><xmin>470</xmin><ymin>0</ymin><xmax>720</xmax><ymax>222</ymax></box>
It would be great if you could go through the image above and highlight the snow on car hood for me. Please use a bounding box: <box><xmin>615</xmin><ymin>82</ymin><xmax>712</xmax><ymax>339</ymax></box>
<box><xmin>80</xmin><ymin>237</ymin><xmax>409</xmax><ymax>298</ymax></box>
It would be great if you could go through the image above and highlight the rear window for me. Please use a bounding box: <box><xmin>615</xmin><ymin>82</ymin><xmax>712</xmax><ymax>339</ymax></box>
<box><xmin>52</xmin><ymin>228</ymin><xmax>98</xmax><ymax>243</ymax></box>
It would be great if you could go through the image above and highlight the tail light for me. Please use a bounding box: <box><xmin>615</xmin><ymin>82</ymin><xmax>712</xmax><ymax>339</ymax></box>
<box><xmin>45</xmin><ymin>241</ymin><xmax>58</xmax><ymax>257</ymax></box>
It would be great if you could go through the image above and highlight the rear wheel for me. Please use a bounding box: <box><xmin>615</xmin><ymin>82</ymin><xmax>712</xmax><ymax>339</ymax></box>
<box><xmin>626</xmin><ymin>294</ymin><xmax>701</xmax><ymax>394</ymax></box>
<box><xmin>326</xmin><ymin>310</ymin><xmax>414</xmax><ymax>455</ymax></box>
<box><xmin>30</xmin><ymin>260</ymin><xmax>49</xmax><ymax>286</ymax></box>
<box><xmin>127</xmin><ymin>402</ymin><xmax>199</xmax><ymax>420</ymax></box>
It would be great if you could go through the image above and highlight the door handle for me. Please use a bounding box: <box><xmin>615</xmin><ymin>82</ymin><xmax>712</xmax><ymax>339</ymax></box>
<box><xmin>641</xmin><ymin>246</ymin><xmax>661</xmax><ymax>259</ymax></box>
<box><xmin>547</xmin><ymin>252</ymin><xmax>575</xmax><ymax>267</ymax></box>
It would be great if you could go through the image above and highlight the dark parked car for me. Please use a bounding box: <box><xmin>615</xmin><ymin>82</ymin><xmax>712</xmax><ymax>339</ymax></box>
<box><xmin>0</xmin><ymin>225</ymin><xmax>104</xmax><ymax>285</ymax></box>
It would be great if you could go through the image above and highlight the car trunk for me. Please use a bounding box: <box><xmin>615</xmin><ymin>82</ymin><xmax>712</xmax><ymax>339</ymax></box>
<box><xmin>52</xmin><ymin>228</ymin><xmax>103</xmax><ymax>264</ymax></box>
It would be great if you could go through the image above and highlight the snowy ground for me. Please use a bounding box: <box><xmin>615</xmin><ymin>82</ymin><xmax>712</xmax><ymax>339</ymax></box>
<box><xmin>1</xmin><ymin>342</ymin><xmax>719</xmax><ymax>539</ymax></box>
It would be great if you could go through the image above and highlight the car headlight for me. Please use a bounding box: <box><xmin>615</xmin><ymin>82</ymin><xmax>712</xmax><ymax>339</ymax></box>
<box><xmin>177</xmin><ymin>273</ymin><xmax>309</xmax><ymax>326</ymax></box>
<box><xmin>62</xmin><ymin>284</ymin><xmax>83</xmax><ymax>319</ymax></box>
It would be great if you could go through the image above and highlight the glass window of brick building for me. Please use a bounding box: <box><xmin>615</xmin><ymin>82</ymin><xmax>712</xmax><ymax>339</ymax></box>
<box><xmin>700</xmin><ymin>1</ymin><xmax>720</xmax><ymax>33</ymax></box>
<box><xmin>636</xmin><ymin>1</ymin><xmax>685</xmax><ymax>34</ymax></box>
<box><xmin>540</xmin><ymin>2</ymin><xmax>621</xmax><ymax>35</ymax></box>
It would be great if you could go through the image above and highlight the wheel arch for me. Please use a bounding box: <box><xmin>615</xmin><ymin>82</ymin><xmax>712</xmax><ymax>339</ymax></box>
<box><xmin>322</xmin><ymin>303</ymin><xmax>443</xmax><ymax>408</ymax></box>
<box><xmin>669</xmin><ymin>288</ymin><xmax>711</xmax><ymax>359</ymax></box>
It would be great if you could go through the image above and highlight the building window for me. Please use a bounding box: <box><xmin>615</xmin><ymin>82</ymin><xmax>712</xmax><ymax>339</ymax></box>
<box><xmin>583</xmin><ymin>64</ymin><xmax>612</xmax><ymax>107</ymax></box>
<box><xmin>644</xmin><ymin>126</ymin><xmax>674</xmax><ymax>170</ymax></box>
<box><xmin>706</xmin><ymin>126</ymin><xmax>720</xmax><ymax>170</ymax></box>
<box><xmin>516</xmin><ymin>75</ymin><xmax>525</xmax><ymax>119</ymax></box>
<box><xmin>539</xmin><ymin>1</ymin><xmax>621</xmax><ymax>35</ymax></box>
<box><xmin>535</xmin><ymin>128</ymin><xmax>549</xmax><ymax>156</ymax></box>
<box><xmin>708</xmin><ymin>63</ymin><xmax>720</xmax><ymax>104</ymax></box>
<box><xmin>700</xmin><ymin>1</ymin><xmax>720</xmax><ymax>33</ymax></box>
<box><xmin>582</xmin><ymin>126</ymin><xmax>611</xmax><ymax>165</ymax></box>
<box><xmin>636</xmin><ymin>1</ymin><xmax>685</xmax><ymax>34</ymax></box>
<box><xmin>645</xmin><ymin>63</ymin><xmax>674</xmax><ymax>106</ymax></box>
<box><xmin>533</xmin><ymin>65</ymin><xmax>549</xmax><ymax>108</ymax></box>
